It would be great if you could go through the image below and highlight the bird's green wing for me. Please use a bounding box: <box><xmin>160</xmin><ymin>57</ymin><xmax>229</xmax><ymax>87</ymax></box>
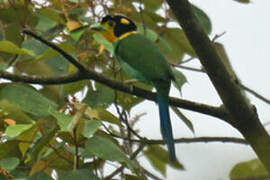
<box><xmin>114</xmin><ymin>33</ymin><xmax>173</xmax><ymax>83</ymax></box>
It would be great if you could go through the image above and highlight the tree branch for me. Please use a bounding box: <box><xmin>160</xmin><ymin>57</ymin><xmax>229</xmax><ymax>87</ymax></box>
<box><xmin>166</xmin><ymin>0</ymin><xmax>270</xmax><ymax>172</ymax></box>
<box><xmin>22</xmin><ymin>29</ymin><xmax>87</xmax><ymax>72</ymax></box>
<box><xmin>111</xmin><ymin>134</ymin><xmax>248</xmax><ymax>145</ymax></box>
<box><xmin>0</xmin><ymin>71</ymin><xmax>83</xmax><ymax>85</ymax></box>
<box><xmin>0</xmin><ymin>69</ymin><xmax>227</xmax><ymax>120</ymax></box>
<box><xmin>2</xmin><ymin>29</ymin><xmax>230</xmax><ymax>122</ymax></box>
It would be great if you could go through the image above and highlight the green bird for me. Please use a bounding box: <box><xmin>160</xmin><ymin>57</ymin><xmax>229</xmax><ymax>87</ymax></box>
<box><xmin>91</xmin><ymin>15</ymin><xmax>177</xmax><ymax>160</ymax></box>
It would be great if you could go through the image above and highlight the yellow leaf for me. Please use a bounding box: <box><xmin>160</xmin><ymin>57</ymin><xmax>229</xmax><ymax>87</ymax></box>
<box><xmin>78</xmin><ymin>52</ymin><xmax>88</xmax><ymax>60</ymax></box>
<box><xmin>0</xmin><ymin>41</ymin><xmax>35</xmax><ymax>56</ymax></box>
<box><xmin>67</xmin><ymin>20</ymin><xmax>83</xmax><ymax>31</ymax></box>
<box><xmin>98</xmin><ymin>45</ymin><xmax>105</xmax><ymax>55</ymax></box>
<box><xmin>68</xmin><ymin>64</ymin><xmax>77</xmax><ymax>73</ymax></box>
<box><xmin>30</xmin><ymin>160</ymin><xmax>48</xmax><ymax>176</ymax></box>
<box><xmin>4</xmin><ymin>119</ymin><xmax>16</xmax><ymax>125</ymax></box>
<box><xmin>84</xmin><ymin>107</ymin><xmax>99</xmax><ymax>120</ymax></box>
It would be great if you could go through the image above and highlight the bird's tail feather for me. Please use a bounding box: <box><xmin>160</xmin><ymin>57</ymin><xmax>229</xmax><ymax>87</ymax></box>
<box><xmin>157</xmin><ymin>93</ymin><xmax>176</xmax><ymax>161</ymax></box>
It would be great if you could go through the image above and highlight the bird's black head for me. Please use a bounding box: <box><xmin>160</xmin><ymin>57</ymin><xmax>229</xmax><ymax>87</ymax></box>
<box><xmin>101</xmin><ymin>15</ymin><xmax>137</xmax><ymax>39</ymax></box>
<box><xmin>101</xmin><ymin>15</ymin><xmax>137</xmax><ymax>38</ymax></box>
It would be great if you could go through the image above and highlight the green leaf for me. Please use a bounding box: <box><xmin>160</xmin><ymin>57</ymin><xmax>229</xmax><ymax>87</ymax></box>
<box><xmin>16</xmin><ymin>60</ymin><xmax>54</xmax><ymax>76</ymax></box>
<box><xmin>144</xmin><ymin>145</ymin><xmax>184</xmax><ymax>177</ymax></box>
<box><xmin>0</xmin><ymin>157</ymin><xmax>20</xmax><ymax>172</ymax></box>
<box><xmin>36</xmin><ymin>13</ymin><xmax>57</xmax><ymax>32</ymax></box>
<box><xmin>0</xmin><ymin>41</ymin><xmax>35</xmax><ymax>56</ymax></box>
<box><xmin>117</xmin><ymin>92</ymin><xmax>144</xmax><ymax>112</ymax></box>
<box><xmin>5</xmin><ymin>23</ymin><xmax>23</xmax><ymax>45</ymax></box>
<box><xmin>144</xmin><ymin>146</ymin><xmax>166</xmax><ymax>176</ymax></box>
<box><xmin>83</xmin><ymin>85</ymin><xmax>115</xmax><ymax>109</ymax></box>
<box><xmin>191</xmin><ymin>4</ymin><xmax>212</xmax><ymax>34</ymax></box>
<box><xmin>59</xmin><ymin>169</ymin><xmax>100</xmax><ymax>180</ymax></box>
<box><xmin>124</xmin><ymin>174</ymin><xmax>142</xmax><ymax>180</ymax></box>
<box><xmin>143</xmin><ymin>0</ymin><xmax>163</xmax><ymax>11</ymax></box>
<box><xmin>18</xmin><ymin>125</ymin><xmax>39</xmax><ymax>157</ymax></box>
<box><xmin>64</xmin><ymin>80</ymin><xmax>90</xmax><ymax>95</ymax></box>
<box><xmin>28</xmin><ymin>171</ymin><xmax>53</xmax><ymax>180</ymax></box>
<box><xmin>6</xmin><ymin>169</ymin><xmax>28</xmax><ymax>180</ymax></box>
<box><xmin>93</xmin><ymin>33</ymin><xmax>114</xmax><ymax>53</ymax></box>
<box><xmin>0</xmin><ymin>141</ymin><xmax>21</xmax><ymax>159</ymax></box>
<box><xmin>84</xmin><ymin>135</ymin><xmax>136</xmax><ymax>169</ymax></box>
<box><xmin>160</xmin><ymin>28</ymin><xmax>195</xmax><ymax>63</ymax></box>
<box><xmin>37</xmin><ymin>42</ymin><xmax>76</xmax><ymax>61</ymax></box>
<box><xmin>44</xmin><ymin>56</ymin><xmax>70</xmax><ymax>75</ymax></box>
<box><xmin>171</xmin><ymin>107</ymin><xmax>194</xmax><ymax>133</ymax></box>
<box><xmin>82</xmin><ymin>120</ymin><xmax>102</xmax><ymax>138</ymax></box>
<box><xmin>0</xmin><ymin>83</ymin><xmax>58</xmax><ymax>117</ymax></box>
<box><xmin>230</xmin><ymin>159</ymin><xmax>268</xmax><ymax>179</ymax></box>
<box><xmin>5</xmin><ymin>124</ymin><xmax>34</xmax><ymax>138</ymax></box>
<box><xmin>39</xmin><ymin>86</ymin><xmax>63</xmax><ymax>106</ymax></box>
<box><xmin>38</xmin><ymin>8</ymin><xmax>64</xmax><ymax>24</ymax></box>
<box><xmin>84</xmin><ymin>108</ymin><xmax>121</xmax><ymax>126</ymax></box>
<box><xmin>70</xmin><ymin>28</ymin><xmax>86</xmax><ymax>41</ymax></box>
<box><xmin>42</xmin><ymin>145</ymin><xmax>73</xmax><ymax>171</ymax></box>
<box><xmin>28</xmin><ymin>126</ymin><xmax>58</xmax><ymax>162</ymax></box>
<box><xmin>21</xmin><ymin>39</ymin><xmax>48</xmax><ymax>57</ymax></box>
<box><xmin>0</xmin><ymin>62</ymin><xmax>8</xmax><ymax>71</ymax></box>
<box><xmin>0</xmin><ymin>100</ymin><xmax>34</xmax><ymax>124</ymax></box>
<box><xmin>0</xmin><ymin>28</ymin><xmax>3</xmax><ymax>41</ymax></box>
<box><xmin>49</xmin><ymin>108</ymin><xmax>73</xmax><ymax>132</ymax></box>
<box><xmin>171</xmin><ymin>67</ymin><xmax>187</xmax><ymax>94</ymax></box>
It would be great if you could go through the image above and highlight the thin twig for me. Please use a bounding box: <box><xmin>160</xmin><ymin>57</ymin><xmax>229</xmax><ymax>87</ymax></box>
<box><xmin>73</xmin><ymin>127</ymin><xmax>79</xmax><ymax>170</ymax></box>
<box><xmin>180</xmin><ymin>56</ymin><xmax>196</xmax><ymax>64</ymax></box>
<box><xmin>129</xmin><ymin>112</ymin><xmax>147</xmax><ymax>127</ymax></box>
<box><xmin>48</xmin><ymin>144</ymin><xmax>74</xmax><ymax>165</ymax></box>
<box><xmin>142</xmin><ymin>167</ymin><xmax>163</xmax><ymax>180</ymax></box>
<box><xmin>172</xmin><ymin>64</ymin><xmax>206</xmax><ymax>73</ymax></box>
<box><xmin>22</xmin><ymin>29</ymin><xmax>87</xmax><ymax>72</ymax></box>
<box><xmin>8</xmin><ymin>54</ymin><xmax>19</xmax><ymax>67</ymax></box>
<box><xmin>108</xmin><ymin>132</ymin><xmax>248</xmax><ymax>145</ymax></box>
<box><xmin>104</xmin><ymin>143</ymin><xmax>146</xmax><ymax>180</ymax></box>
<box><xmin>114</xmin><ymin>101</ymin><xmax>145</xmax><ymax>140</ymax></box>
<box><xmin>239</xmin><ymin>83</ymin><xmax>270</xmax><ymax>105</ymax></box>
<box><xmin>139</xmin><ymin>0</ymin><xmax>146</xmax><ymax>35</ymax></box>
<box><xmin>212</xmin><ymin>31</ymin><xmax>226</xmax><ymax>42</ymax></box>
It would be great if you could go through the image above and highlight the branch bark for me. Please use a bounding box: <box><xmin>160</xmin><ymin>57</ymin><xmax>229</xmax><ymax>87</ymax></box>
<box><xmin>166</xmin><ymin>0</ymin><xmax>270</xmax><ymax>172</ymax></box>
<box><xmin>0</xmin><ymin>69</ymin><xmax>227</xmax><ymax>120</ymax></box>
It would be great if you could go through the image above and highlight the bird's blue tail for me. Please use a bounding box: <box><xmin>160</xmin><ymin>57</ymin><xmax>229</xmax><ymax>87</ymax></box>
<box><xmin>157</xmin><ymin>93</ymin><xmax>176</xmax><ymax>161</ymax></box>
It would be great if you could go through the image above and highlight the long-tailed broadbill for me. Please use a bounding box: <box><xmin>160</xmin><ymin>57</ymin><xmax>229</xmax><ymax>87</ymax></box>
<box><xmin>91</xmin><ymin>15</ymin><xmax>178</xmax><ymax>161</ymax></box>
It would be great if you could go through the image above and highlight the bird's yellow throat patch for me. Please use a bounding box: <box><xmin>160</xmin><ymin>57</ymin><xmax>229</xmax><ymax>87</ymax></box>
<box><xmin>101</xmin><ymin>31</ymin><xmax>137</xmax><ymax>43</ymax></box>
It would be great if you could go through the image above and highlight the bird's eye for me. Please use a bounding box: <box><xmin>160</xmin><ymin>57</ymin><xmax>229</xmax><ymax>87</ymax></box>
<box><xmin>108</xmin><ymin>20</ymin><xmax>114</xmax><ymax>27</ymax></box>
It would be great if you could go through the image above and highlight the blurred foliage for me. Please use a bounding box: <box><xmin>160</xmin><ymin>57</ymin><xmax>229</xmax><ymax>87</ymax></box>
<box><xmin>0</xmin><ymin>0</ymin><xmax>221</xmax><ymax>179</ymax></box>
<box><xmin>230</xmin><ymin>158</ymin><xmax>269</xmax><ymax>180</ymax></box>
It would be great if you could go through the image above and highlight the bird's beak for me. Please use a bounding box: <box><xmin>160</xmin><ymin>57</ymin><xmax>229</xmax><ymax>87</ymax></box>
<box><xmin>89</xmin><ymin>23</ymin><xmax>106</xmax><ymax>31</ymax></box>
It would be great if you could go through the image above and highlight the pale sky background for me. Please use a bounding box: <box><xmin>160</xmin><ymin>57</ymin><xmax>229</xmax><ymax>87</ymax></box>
<box><xmin>127</xmin><ymin>0</ymin><xmax>270</xmax><ymax>179</ymax></box>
